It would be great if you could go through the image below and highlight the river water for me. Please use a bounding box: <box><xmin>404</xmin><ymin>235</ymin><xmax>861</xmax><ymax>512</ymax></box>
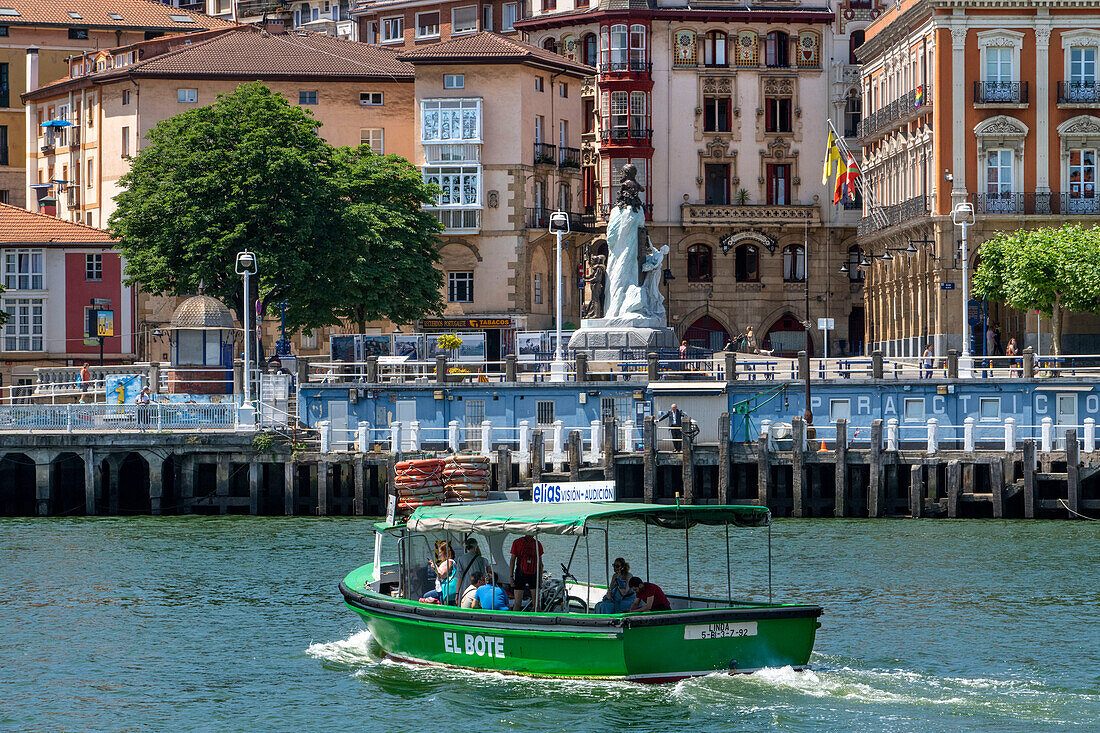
<box><xmin>1</xmin><ymin>516</ymin><xmax>1096</xmax><ymax>732</ymax></box>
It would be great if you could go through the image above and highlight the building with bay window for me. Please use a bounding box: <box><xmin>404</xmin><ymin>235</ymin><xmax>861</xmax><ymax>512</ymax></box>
<box><xmin>397</xmin><ymin>32</ymin><xmax>595</xmax><ymax>352</ymax></box>
<box><xmin>857</xmin><ymin>0</ymin><xmax>1100</xmax><ymax>357</ymax></box>
<box><xmin>518</xmin><ymin>1</ymin><xmax>867</xmax><ymax>355</ymax></box>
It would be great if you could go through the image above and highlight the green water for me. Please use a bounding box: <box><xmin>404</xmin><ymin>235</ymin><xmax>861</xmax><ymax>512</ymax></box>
<box><xmin>1</xmin><ymin>517</ymin><xmax>1096</xmax><ymax>732</ymax></box>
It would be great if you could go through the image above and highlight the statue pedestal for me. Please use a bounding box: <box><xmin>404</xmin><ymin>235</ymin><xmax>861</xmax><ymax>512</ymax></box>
<box><xmin>568</xmin><ymin>316</ymin><xmax>677</xmax><ymax>359</ymax></box>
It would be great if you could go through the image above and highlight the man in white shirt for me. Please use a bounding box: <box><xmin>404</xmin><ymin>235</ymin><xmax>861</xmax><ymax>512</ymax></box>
<box><xmin>461</xmin><ymin>571</ymin><xmax>486</xmax><ymax>608</ymax></box>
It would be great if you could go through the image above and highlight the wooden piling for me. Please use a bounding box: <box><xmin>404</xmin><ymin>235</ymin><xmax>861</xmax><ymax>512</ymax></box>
<box><xmin>318</xmin><ymin>460</ymin><xmax>330</xmax><ymax>516</ymax></box>
<box><xmin>248</xmin><ymin>461</ymin><xmax>260</xmax><ymax>515</ymax></box>
<box><xmin>643</xmin><ymin>416</ymin><xmax>656</xmax><ymax>503</ymax></box>
<box><xmin>791</xmin><ymin>417</ymin><xmax>805</xmax><ymax>517</ymax></box>
<box><xmin>181</xmin><ymin>455</ymin><xmax>194</xmax><ymax>514</ymax></box>
<box><xmin>947</xmin><ymin>459</ymin><xmax>961</xmax><ymax>518</ymax></box>
<box><xmin>718</xmin><ymin>412</ymin><xmax>731</xmax><ymax>503</ymax></box>
<box><xmin>909</xmin><ymin>464</ymin><xmax>923</xmax><ymax>518</ymax></box>
<box><xmin>834</xmin><ymin>419</ymin><xmax>848</xmax><ymax>517</ymax></box>
<box><xmin>497</xmin><ymin>446</ymin><xmax>511</xmax><ymax>491</ymax></box>
<box><xmin>868</xmin><ymin>419</ymin><xmax>884</xmax><ymax>517</ymax></box>
<box><xmin>84</xmin><ymin>448</ymin><xmax>96</xmax><ymax>515</ymax></box>
<box><xmin>532</xmin><ymin>431</ymin><xmax>544</xmax><ymax>483</ymax></box>
<box><xmin>353</xmin><ymin>457</ymin><xmax>365</xmax><ymax>516</ymax></box>
<box><xmin>681</xmin><ymin>421</ymin><xmax>695</xmax><ymax>504</ymax></box>
<box><xmin>1066</xmin><ymin>429</ymin><xmax>1080</xmax><ymax>516</ymax></box>
<box><xmin>603</xmin><ymin>418</ymin><xmax>617</xmax><ymax>482</ymax></box>
<box><xmin>216</xmin><ymin>454</ymin><xmax>230</xmax><ymax>514</ymax></box>
<box><xmin>283</xmin><ymin>461</ymin><xmax>295</xmax><ymax>515</ymax></box>
<box><xmin>568</xmin><ymin>430</ymin><xmax>582</xmax><ymax>482</ymax></box>
<box><xmin>756</xmin><ymin>433</ymin><xmax>770</xmax><ymax>508</ymax></box>
<box><xmin>35</xmin><ymin>457</ymin><xmax>49</xmax><ymax>517</ymax></box>
<box><xmin>1023</xmin><ymin>439</ymin><xmax>1036</xmax><ymax>518</ymax></box>
<box><xmin>990</xmin><ymin>457</ymin><xmax>1004</xmax><ymax>518</ymax></box>
<box><xmin>149</xmin><ymin>457</ymin><xmax>163</xmax><ymax>515</ymax></box>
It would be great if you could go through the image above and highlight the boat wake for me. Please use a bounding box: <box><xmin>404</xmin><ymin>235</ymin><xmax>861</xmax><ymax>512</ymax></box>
<box><xmin>307</xmin><ymin>635</ymin><xmax>1092</xmax><ymax>729</ymax></box>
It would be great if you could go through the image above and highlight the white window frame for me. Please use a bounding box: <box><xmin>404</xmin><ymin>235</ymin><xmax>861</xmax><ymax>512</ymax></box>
<box><xmin>415</xmin><ymin>11</ymin><xmax>440</xmax><ymax>39</ymax></box>
<box><xmin>448</xmin><ymin>271</ymin><xmax>474</xmax><ymax>303</ymax></box>
<box><xmin>177</xmin><ymin>88</ymin><xmax>197</xmax><ymax>103</ymax></box>
<box><xmin>423</xmin><ymin>165</ymin><xmax>481</xmax><ymax>207</ymax></box>
<box><xmin>85</xmin><ymin>253</ymin><xmax>102</xmax><ymax>282</ymax></box>
<box><xmin>1</xmin><ymin>296</ymin><xmax>45</xmax><ymax>352</ymax></box>
<box><xmin>360</xmin><ymin>127</ymin><xmax>384</xmax><ymax>154</ymax></box>
<box><xmin>979</xmin><ymin>397</ymin><xmax>1001</xmax><ymax>422</ymax></box>
<box><xmin>502</xmin><ymin>2</ymin><xmax>517</xmax><ymax>32</ymax></box>
<box><xmin>482</xmin><ymin>4</ymin><xmax>493</xmax><ymax>32</ymax></box>
<box><xmin>381</xmin><ymin>15</ymin><xmax>403</xmax><ymax>43</ymax></box>
<box><xmin>985</xmin><ymin>148</ymin><xmax>1014</xmax><ymax>198</ymax></box>
<box><xmin>451</xmin><ymin>5</ymin><xmax>477</xmax><ymax>35</ymax></box>
<box><xmin>444</xmin><ymin>74</ymin><xmax>465</xmax><ymax>89</ymax></box>
<box><xmin>533</xmin><ymin>272</ymin><xmax>542</xmax><ymax>304</ymax></box>
<box><xmin>829</xmin><ymin>399</ymin><xmax>851</xmax><ymax>423</ymax></box>
<box><xmin>359</xmin><ymin>91</ymin><xmax>383</xmax><ymax>106</ymax></box>
<box><xmin>421</xmin><ymin>98</ymin><xmax>482</xmax><ymax>142</ymax></box>
<box><xmin>3</xmin><ymin>249</ymin><xmax>44</xmax><ymax>290</ymax></box>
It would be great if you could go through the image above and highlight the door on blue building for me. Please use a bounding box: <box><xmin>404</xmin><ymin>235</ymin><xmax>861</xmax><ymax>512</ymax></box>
<box><xmin>1056</xmin><ymin>393</ymin><xmax>1078</xmax><ymax>449</ymax></box>
<box><xmin>396</xmin><ymin>400</ymin><xmax>416</xmax><ymax>450</ymax></box>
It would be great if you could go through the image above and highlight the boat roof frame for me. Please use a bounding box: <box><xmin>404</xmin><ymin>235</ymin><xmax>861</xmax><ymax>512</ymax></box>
<box><xmin>399</xmin><ymin>502</ymin><xmax>770</xmax><ymax>537</ymax></box>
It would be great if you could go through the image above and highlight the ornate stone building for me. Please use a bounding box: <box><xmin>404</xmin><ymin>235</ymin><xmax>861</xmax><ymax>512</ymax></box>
<box><xmin>858</xmin><ymin>0</ymin><xmax>1100</xmax><ymax>357</ymax></box>
<box><xmin>517</xmin><ymin>0</ymin><xmax>866</xmax><ymax>355</ymax></box>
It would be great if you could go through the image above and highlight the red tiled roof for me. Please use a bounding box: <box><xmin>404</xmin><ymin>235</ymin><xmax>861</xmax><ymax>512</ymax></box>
<box><xmin>132</xmin><ymin>28</ymin><xmax>413</xmax><ymax>79</ymax></box>
<box><xmin>397</xmin><ymin>31</ymin><xmax>594</xmax><ymax>76</ymax></box>
<box><xmin>0</xmin><ymin>203</ymin><xmax>115</xmax><ymax>244</ymax></box>
<box><xmin>0</xmin><ymin>0</ymin><xmax>234</xmax><ymax>30</ymax></box>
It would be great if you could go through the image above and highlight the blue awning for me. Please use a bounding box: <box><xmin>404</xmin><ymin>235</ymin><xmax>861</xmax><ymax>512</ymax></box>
<box><xmin>40</xmin><ymin>120</ymin><xmax>73</xmax><ymax>128</ymax></box>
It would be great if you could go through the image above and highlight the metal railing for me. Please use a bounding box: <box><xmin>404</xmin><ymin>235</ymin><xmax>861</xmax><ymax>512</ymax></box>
<box><xmin>974</xmin><ymin>81</ymin><xmax>1028</xmax><ymax>104</ymax></box>
<box><xmin>533</xmin><ymin>142</ymin><xmax>557</xmax><ymax>165</ymax></box>
<box><xmin>0</xmin><ymin>402</ymin><xmax>239</xmax><ymax>432</ymax></box>
<box><xmin>599</xmin><ymin>60</ymin><xmax>652</xmax><ymax>74</ymax></box>
<box><xmin>599</xmin><ymin>127</ymin><xmax>653</xmax><ymax>143</ymax></box>
<box><xmin>969</xmin><ymin>192</ymin><xmax>1100</xmax><ymax>215</ymax></box>
<box><xmin>857</xmin><ymin>194</ymin><xmax>930</xmax><ymax>236</ymax></box>
<box><xmin>1058</xmin><ymin>80</ymin><xmax>1100</xmax><ymax>103</ymax></box>
<box><xmin>859</xmin><ymin>85</ymin><xmax>931</xmax><ymax>139</ymax></box>
<box><xmin>558</xmin><ymin>146</ymin><xmax>582</xmax><ymax>168</ymax></box>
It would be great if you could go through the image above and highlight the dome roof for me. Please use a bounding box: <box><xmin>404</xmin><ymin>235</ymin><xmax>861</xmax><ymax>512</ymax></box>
<box><xmin>171</xmin><ymin>294</ymin><xmax>234</xmax><ymax>329</ymax></box>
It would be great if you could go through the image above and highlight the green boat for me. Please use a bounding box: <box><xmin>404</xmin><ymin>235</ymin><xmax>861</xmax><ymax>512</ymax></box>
<box><xmin>340</xmin><ymin>502</ymin><xmax>822</xmax><ymax>683</ymax></box>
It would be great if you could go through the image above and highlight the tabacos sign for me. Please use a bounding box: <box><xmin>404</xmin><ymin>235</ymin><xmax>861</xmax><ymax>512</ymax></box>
<box><xmin>532</xmin><ymin>480</ymin><xmax>616</xmax><ymax>504</ymax></box>
<box><xmin>443</xmin><ymin>631</ymin><xmax>505</xmax><ymax>658</ymax></box>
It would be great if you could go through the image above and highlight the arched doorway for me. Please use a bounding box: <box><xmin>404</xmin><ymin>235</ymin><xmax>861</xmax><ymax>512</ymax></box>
<box><xmin>848</xmin><ymin>307</ymin><xmax>865</xmax><ymax>355</ymax></box>
<box><xmin>684</xmin><ymin>316</ymin><xmax>730</xmax><ymax>352</ymax></box>
<box><xmin>764</xmin><ymin>313</ymin><xmax>812</xmax><ymax>357</ymax></box>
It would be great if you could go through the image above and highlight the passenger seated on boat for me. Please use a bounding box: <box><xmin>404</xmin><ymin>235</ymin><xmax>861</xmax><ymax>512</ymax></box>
<box><xmin>461</xmin><ymin>571</ymin><xmax>485</xmax><ymax>608</ymax></box>
<box><xmin>419</xmin><ymin>541</ymin><xmax>456</xmax><ymax>604</ymax></box>
<box><xmin>474</xmin><ymin>571</ymin><xmax>512</xmax><ymax>611</ymax></box>
<box><xmin>509</xmin><ymin>534</ymin><xmax>544</xmax><ymax>611</ymax></box>
<box><xmin>454</xmin><ymin>538</ymin><xmax>489</xmax><ymax>600</ymax></box>
<box><xmin>594</xmin><ymin>558</ymin><xmax>635</xmax><ymax>614</ymax></box>
<box><xmin>628</xmin><ymin>577</ymin><xmax>672</xmax><ymax>612</ymax></box>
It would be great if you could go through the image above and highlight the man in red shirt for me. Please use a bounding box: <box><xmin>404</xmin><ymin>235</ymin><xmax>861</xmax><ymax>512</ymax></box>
<box><xmin>509</xmin><ymin>534</ymin><xmax>544</xmax><ymax>611</ymax></box>
<box><xmin>628</xmin><ymin>576</ymin><xmax>671</xmax><ymax>612</ymax></box>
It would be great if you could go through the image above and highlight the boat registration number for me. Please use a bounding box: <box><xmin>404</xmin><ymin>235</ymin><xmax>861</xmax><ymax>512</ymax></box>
<box><xmin>684</xmin><ymin>622</ymin><xmax>758</xmax><ymax>640</ymax></box>
<box><xmin>443</xmin><ymin>631</ymin><xmax>506</xmax><ymax>659</ymax></box>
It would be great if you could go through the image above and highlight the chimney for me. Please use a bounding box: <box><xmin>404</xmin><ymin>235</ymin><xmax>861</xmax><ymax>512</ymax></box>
<box><xmin>264</xmin><ymin>18</ymin><xmax>287</xmax><ymax>34</ymax></box>
<box><xmin>26</xmin><ymin>46</ymin><xmax>39</xmax><ymax>93</ymax></box>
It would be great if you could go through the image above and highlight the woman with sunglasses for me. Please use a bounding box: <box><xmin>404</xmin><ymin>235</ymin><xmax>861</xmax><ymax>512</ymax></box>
<box><xmin>594</xmin><ymin>557</ymin><xmax>635</xmax><ymax>614</ymax></box>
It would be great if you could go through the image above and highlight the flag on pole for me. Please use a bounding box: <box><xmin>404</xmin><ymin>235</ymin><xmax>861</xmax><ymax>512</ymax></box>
<box><xmin>843</xmin><ymin>153</ymin><xmax>860</xmax><ymax>200</ymax></box>
<box><xmin>833</xmin><ymin>156</ymin><xmax>848</xmax><ymax>205</ymax></box>
<box><xmin>822</xmin><ymin>131</ymin><xmax>841</xmax><ymax>185</ymax></box>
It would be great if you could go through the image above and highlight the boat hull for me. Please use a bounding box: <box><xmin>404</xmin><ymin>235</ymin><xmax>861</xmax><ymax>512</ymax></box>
<box><xmin>340</xmin><ymin>568</ymin><xmax>822</xmax><ymax>682</ymax></box>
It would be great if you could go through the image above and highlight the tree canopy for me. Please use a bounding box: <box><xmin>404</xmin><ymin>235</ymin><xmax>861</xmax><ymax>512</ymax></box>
<box><xmin>108</xmin><ymin>81</ymin><xmax>443</xmax><ymax>337</ymax></box>
<box><xmin>972</xmin><ymin>225</ymin><xmax>1100</xmax><ymax>355</ymax></box>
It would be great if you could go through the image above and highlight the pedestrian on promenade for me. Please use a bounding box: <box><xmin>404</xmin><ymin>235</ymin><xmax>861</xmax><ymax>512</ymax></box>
<box><xmin>1006</xmin><ymin>338</ymin><xmax>1021</xmax><ymax>378</ymax></box>
<box><xmin>921</xmin><ymin>344</ymin><xmax>934</xmax><ymax>379</ymax></box>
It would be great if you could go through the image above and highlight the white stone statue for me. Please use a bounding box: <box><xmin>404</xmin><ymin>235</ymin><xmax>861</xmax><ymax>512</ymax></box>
<box><xmin>641</xmin><ymin>243</ymin><xmax>669</xmax><ymax>320</ymax></box>
<box><xmin>602</xmin><ymin>163</ymin><xmax>656</xmax><ymax>321</ymax></box>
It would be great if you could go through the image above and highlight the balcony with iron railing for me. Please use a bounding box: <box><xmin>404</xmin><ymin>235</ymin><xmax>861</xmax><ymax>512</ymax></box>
<box><xmin>599</xmin><ymin>127</ymin><xmax>653</xmax><ymax>145</ymax></box>
<box><xmin>525</xmin><ymin>207</ymin><xmax>596</xmax><ymax>232</ymax></box>
<box><xmin>970</xmin><ymin>191</ymin><xmax>1100</xmax><ymax>215</ymax></box>
<box><xmin>533</xmin><ymin>142</ymin><xmax>557</xmax><ymax>166</ymax></box>
<box><xmin>974</xmin><ymin>81</ymin><xmax>1028</xmax><ymax>105</ymax></box>
<box><xmin>1058</xmin><ymin>81</ymin><xmax>1100</xmax><ymax>105</ymax></box>
<box><xmin>857</xmin><ymin>194</ymin><xmax>930</xmax><ymax>237</ymax></box>
<box><xmin>558</xmin><ymin>146</ymin><xmax>582</xmax><ymax>169</ymax></box>
<box><xmin>859</xmin><ymin>85</ymin><xmax>931</xmax><ymax>142</ymax></box>
<box><xmin>681</xmin><ymin>202</ymin><xmax>818</xmax><ymax>226</ymax></box>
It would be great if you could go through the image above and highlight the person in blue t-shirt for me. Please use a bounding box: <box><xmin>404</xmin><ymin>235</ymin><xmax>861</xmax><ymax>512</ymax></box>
<box><xmin>474</xmin><ymin>571</ymin><xmax>511</xmax><ymax>611</ymax></box>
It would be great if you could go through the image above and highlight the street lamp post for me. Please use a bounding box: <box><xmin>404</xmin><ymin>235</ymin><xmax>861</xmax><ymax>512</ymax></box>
<box><xmin>235</xmin><ymin>251</ymin><xmax>258</xmax><ymax>407</ymax></box>
<box><xmin>951</xmin><ymin>202</ymin><xmax>976</xmax><ymax>376</ymax></box>
<box><xmin>549</xmin><ymin>211</ymin><xmax>570</xmax><ymax>382</ymax></box>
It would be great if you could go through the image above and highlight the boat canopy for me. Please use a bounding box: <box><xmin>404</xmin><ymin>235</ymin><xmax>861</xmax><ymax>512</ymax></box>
<box><xmin>405</xmin><ymin>502</ymin><xmax>770</xmax><ymax>536</ymax></box>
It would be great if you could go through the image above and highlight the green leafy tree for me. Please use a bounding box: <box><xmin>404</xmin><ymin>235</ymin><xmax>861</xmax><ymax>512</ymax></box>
<box><xmin>108</xmin><ymin>82</ymin><xmax>443</xmax><ymax>343</ymax></box>
<box><xmin>972</xmin><ymin>225</ymin><xmax>1100</xmax><ymax>355</ymax></box>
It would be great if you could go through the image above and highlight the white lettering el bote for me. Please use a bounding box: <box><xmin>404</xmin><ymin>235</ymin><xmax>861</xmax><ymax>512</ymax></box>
<box><xmin>443</xmin><ymin>631</ymin><xmax>506</xmax><ymax>658</ymax></box>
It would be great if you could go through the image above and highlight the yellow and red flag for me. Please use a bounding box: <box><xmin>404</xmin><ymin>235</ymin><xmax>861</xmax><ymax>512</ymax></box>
<box><xmin>822</xmin><ymin>131</ymin><xmax>841</xmax><ymax>186</ymax></box>
<box><xmin>833</xmin><ymin>153</ymin><xmax>860</xmax><ymax>204</ymax></box>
